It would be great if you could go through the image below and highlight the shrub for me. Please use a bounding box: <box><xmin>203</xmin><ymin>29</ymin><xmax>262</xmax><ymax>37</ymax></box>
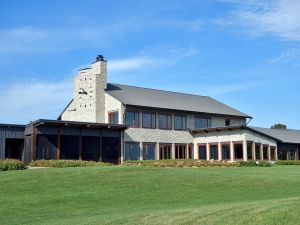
<box><xmin>29</xmin><ymin>160</ymin><xmax>112</xmax><ymax>168</ymax></box>
<box><xmin>276</xmin><ymin>160</ymin><xmax>300</xmax><ymax>165</ymax></box>
<box><xmin>123</xmin><ymin>159</ymin><xmax>241</xmax><ymax>168</ymax></box>
<box><xmin>240</xmin><ymin>160</ymin><xmax>272</xmax><ymax>167</ymax></box>
<box><xmin>0</xmin><ymin>159</ymin><xmax>26</xmax><ymax>171</ymax></box>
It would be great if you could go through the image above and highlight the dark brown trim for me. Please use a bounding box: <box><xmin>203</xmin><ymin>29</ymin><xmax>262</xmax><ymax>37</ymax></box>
<box><xmin>31</xmin><ymin>126</ymin><xmax>37</xmax><ymax>161</ymax></box>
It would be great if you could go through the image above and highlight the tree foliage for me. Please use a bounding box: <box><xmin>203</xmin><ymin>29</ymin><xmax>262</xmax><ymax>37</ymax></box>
<box><xmin>271</xmin><ymin>123</ymin><xmax>287</xmax><ymax>129</ymax></box>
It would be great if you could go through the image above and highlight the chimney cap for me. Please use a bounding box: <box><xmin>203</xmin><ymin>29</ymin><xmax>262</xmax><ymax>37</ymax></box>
<box><xmin>96</xmin><ymin>55</ymin><xmax>105</xmax><ymax>62</ymax></box>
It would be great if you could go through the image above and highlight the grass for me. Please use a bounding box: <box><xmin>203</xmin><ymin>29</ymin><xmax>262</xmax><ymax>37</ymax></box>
<box><xmin>1</xmin><ymin>166</ymin><xmax>300</xmax><ymax>225</ymax></box>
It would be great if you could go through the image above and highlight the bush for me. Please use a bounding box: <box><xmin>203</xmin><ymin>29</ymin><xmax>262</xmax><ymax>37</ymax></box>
<box><xmin>29</xmin><ymin>160</ymin><xmax>112</xmax><ymax>168</ymax></box>
<box><xmin>123</xmin><ymin>159</ymin><xmax>241</xmax><ymax>168</ymax></box>
<box><xmin>276</xmin><ymin>160</ymin><xmax>300</xmax><ymax>165</ymax></box>
<box><xmin>240</xmin><ymin>160</ymin><xmax>272</xmax><ymax>167</ymax></box>
<box><xmin>0</xmin><ymin>159</ymin><xmax>26</xmax><ymax>171</ymax></box>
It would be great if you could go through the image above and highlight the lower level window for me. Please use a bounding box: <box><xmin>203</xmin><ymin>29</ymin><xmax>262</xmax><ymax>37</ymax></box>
<box><xmin>159</xmin><ymin>144</ymin><xmax>171</xmax><ymax>160</ymax></box>
<box><xmin>175</xmin><ymin>144</ymin><xmax>186</xmax><ymax>159</ymax></box>
<box><xmin>125</xmin><ymin>142</ymin><xmax>139</xmax><ymax>160</ymax></box>
<box><xmin>143</xmin><ymin>143</ymin><xmax>156</xmax><ymax>160</ymax></box>
<box><xmin>222</xmin><ymin>144</ymin><xmax>230</xmax><ymax>160</ymax></box>
<box><xmin>210</xmin><ymin>145</ymin><xmax>218</xmax><ymax>160</ymax></box>
<box><xmin>198</xmin><ymin>145</ymin><xmax>207</xmax><ymax>160</ymax></box>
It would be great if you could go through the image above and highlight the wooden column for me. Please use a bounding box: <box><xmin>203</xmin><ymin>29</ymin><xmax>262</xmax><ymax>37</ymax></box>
<box><xmin>243</xmin><ymin>140</ymin><xmax>247</xmax><ymax>161</ymax></box>
<box><xmin>79</xmin><ymin>128</ymin><xmax>82</xmax><ymax>160</ymax></box>
<box><xmin>31</xmin><ymin>126</ymin><xmax>37</xmax><ymax>161</ymax></box>
<box><xmin>56</xmin><ymin>127</ymin><xmax>61</xmax><ymax>160</ymax></box>
<box><xmin>230</xmin><ymin>141</ymin><xmax>234</xmax><ymax>162</ymax></box>
<box><xmin>252</xmin><ymin>142</ymin><xmax>256</xmax><ymax>160</ymax></box>
<box><xmin>260</xmin><ymin>143</ymin><xmax>263</xmax><ymax>160</ymax></box>
<box><xmin>218</xmin><ymin>142</ymin><xmax>222</xmax><ymax>161</ymax></box>
<box><xmin>267</xmin><ymin>145</ymin><xmax>271</xmax><ymax>161</ymax></box>
<box><xmin>99</xmin><ymin>129</ymin><xmax>102</xmax><ymax>162</ymax></box>
<box><xmin>206</xmin><ymin>143</ymin><xmax>210</xmax><ymax>161</ymax></box>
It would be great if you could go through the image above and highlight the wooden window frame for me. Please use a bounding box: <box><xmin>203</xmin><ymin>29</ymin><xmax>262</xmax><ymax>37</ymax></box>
<box><xmin>108</xmin><ymin>110</ymin><xmax>119</xmax><ymax>124</ymax></box>
<box><xmin>175</xmin><ymin>144</ymin><xmax>186</xmax><ymax>159</ymax></box>
<box><xmin>174</xmin><ymin>115</ymin><xmax>187</xmax><ymax>131</ymax></box>
<box><xmin>142</xmin><ymin>112</ymin><xmax>156</xmax><ymax>129</ymax></box>
<box><xmin>125</xmin><ymin>141</ymin><xmax>140</xmax><ymax>160</ymax></box>
<box><xmin>220</xmin><ymin>142</ymin><xmax>231</xmax><ymax>161</ymax></box>
<box><xmin>195</xmin><ymin>116</ymin><xmax>212</xmax><ymax>129</ymax></box>
<box><xmin>158</xmin><ymin>114</ymin><xmax>172</xmax><ymax>130</ymax></box>
<box><xmin>142</xmin><ymin>143</ymin><xmax>156</xmax><ymax>160</ymax></box>
<box><xmin>197</xmin><ymin>143</ymin><xmax>207</xmax><ymax>160</ymax></box>
<box><xmin>124</xmin><ymin>111</ymin><xmax>140</xmax><ymax>128</ymax></box>
<box><xmin>159</xmin><ymin>143</ymin><xmax>172</xmax><ymax>160</ymax></box>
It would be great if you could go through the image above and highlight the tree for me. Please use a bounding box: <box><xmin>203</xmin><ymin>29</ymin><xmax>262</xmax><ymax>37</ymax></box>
<box><xmin>271</xmin><ymin>123</ymin><xmax>287</xmax><ymax>129</ymax></box>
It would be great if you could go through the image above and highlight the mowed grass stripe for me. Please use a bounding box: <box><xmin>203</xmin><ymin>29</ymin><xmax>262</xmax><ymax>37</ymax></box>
<box><xmin>0</xmin><ymin>166</ymin><xmax>300</xmax><ymax>225</ymax></box>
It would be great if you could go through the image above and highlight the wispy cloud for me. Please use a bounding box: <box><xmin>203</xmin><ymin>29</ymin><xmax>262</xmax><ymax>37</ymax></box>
<box><xmin>0</xmin><ymin>80</ymin><xmax>72</xmax><ymax>124</ymax></box>
<box><xmin>161</xmin><ymin>19</ymin><xmax>203</xmax><ymax>31</ymax></box>
<box><xmin>268</xmin><ymin>48</ymin><xmax>300</xmax><ymax>64</ymax></box>
<box><xmin>218</xmin><ymin>0</ymin><xmax>300</xmax><ymax>41</ymax></box>
<box><xmin>108</xmin><ymin>46</ymin><xmax>199</xmax><ymax>72</ymax></box>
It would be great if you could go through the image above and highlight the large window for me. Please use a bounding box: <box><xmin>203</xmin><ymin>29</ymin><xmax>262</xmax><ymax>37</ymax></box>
<box><xmin>108</xmin><ymin>111</ymin><xmax>119</xmax><ymax>124</ymax></box>
<box><xmin>195</xmin><ymin>117</ymin><xmax>212</xmax><ymax>129</ymax></box>
<box><xmin>125</xmin><ymin>111</ymin><xmax>139</xmax><ymax>128</ymax></box>
<box><xmin>159</xmin><ymin>114</ymin><xmax>172</xmax><ymax>130</ymax></box>
<box><xmin>198</xmin><ymin>145</ymin><xmax>207</xmax><ymax>160</ymax></box>
<box><xmin>255</xmin><ymin>144</ymin><xmax>261</xmax><ymax>160</ymax></box>
<box><xmin>159</xmin><ymin>144</ymin><xmax>171</xmax><ymax>159</ymax></box>
<box><xmin>221</xmin><ymin>144</ymin><xmax>230</xmax><ymax>160</ymax></box>
<box><xmin>210</xmin><ymin>145</ymin><xmax>218</xmax><ymax>160</ymax></box>
<box><xmin>175</xmin><ymin>144</ymin><xmax>186</xmax><ymax>159</ymax></box>
<box><xmin>125</xmin><ymin>142</ymin><xmax>139</xmax><ymax>160</ymax></box>
<box><xmin>142</xmin><ymin>112</ymin><xmax>156</xmax><ymax>129</ymax></box>
<box><xmin>174</xmin><ymin>115</ymin><xmax>186</xmax><ymax>130</ymax></box>
<box><xmin>143</xmin><ymin>143</ymin><xmax>156</xmax><ymax>160</ymax></box>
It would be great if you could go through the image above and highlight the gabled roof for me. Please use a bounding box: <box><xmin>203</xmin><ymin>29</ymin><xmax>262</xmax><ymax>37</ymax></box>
<box><xmin>249</xmin><ymin>126</ymin><xmax>300</xmax><ymax>144</ymax></box>
<box><xmin>106</xmin><ymin>83</ymin><xmax>251</xmax><ymax>118</ymax></box>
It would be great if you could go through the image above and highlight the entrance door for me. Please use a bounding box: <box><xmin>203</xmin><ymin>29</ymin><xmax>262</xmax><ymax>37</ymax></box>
<box><xmin>5</xmin><ymin>138</ymin><xmax>24</xmax><ymax>160</ymax></box>
<box><xmin>159</xmin><ymin>144</ymin><xmax>172</xmax><ymax>160</ymax></box>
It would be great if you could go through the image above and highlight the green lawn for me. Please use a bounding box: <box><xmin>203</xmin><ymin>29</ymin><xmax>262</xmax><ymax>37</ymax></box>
<box><xmin>1</xmin><ymin>166</ymin><xmax>300</xmax><ymax>225</ymax></box>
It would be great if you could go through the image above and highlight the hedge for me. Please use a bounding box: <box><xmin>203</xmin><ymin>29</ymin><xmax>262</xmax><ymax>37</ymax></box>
<box><xmin>29</xmin><ymin>160</ymin><xmax>112</xmax><ymax>168</ymax></box>
<box><xmin>240</xmin><ymin>160</ymin><xmax>272</xmax><ymax>167</ymax></box>
<box><xmin>276</xmin><ymin>160</ymin><xmax>300</xmax><ymax>165</ymax></box>
<box><xmin>123</xmin><ymin>160</ymin><xmax>241</xmax><ymax>167</ymax></box>
<box><xmin>0</xmin><ymin>159</ymin><xmax>26</xmax><ymax>171</ymax></box>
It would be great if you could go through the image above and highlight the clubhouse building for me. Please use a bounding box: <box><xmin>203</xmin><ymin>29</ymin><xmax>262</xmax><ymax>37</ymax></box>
<box><xmin>1</xmin><ymin>55</ymin><xmax>299</xmax><ymax>163</ymax></box>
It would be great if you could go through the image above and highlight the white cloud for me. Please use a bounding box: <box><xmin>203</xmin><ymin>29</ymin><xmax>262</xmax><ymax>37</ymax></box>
<box><xmin>220</xmin><ymin>0</ymin><xmax>300</xmax><ymax>41</ymax></box>
<box><xmin>109</xmin><ymin>57</ymin><xmax>154</xmax><ymax>72</ymax></box>
<box><xmin>0</xmin><ymin>80</ymin><xmax>72</xmax><ymax>124</ymax></box>
<box><xmin>268</xmin><ymin>48</ymin><xmax>300</xmax><ymax>63</ymax></box>
<box><xmin>162</xmin><ymin>20</ymin><xmax>203</xmax><ymax>31</ymax></box>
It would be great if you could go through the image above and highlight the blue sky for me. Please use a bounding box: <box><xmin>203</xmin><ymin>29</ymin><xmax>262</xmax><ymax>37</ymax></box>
<box><xmin>0</xmin><ymin>0</ymin><xmax>300</xmax><ymax>128</ymax></box>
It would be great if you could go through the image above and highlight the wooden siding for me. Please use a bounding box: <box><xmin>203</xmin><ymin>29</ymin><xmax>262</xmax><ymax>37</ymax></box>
<box><xmin>0</xmin><ymin>127</ymin><xmax>25</xmax><ymax>159</ymax></box>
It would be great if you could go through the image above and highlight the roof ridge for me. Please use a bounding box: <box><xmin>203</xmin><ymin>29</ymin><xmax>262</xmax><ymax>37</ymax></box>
<box><xmin>107</xmin><ymin>82</ymin><xmax>209</xmax><ymax>98</ymax></box>
<box><xmin>250</xmin><ymin>126</ymin><xmax>300</xmax><ymax>132</ymax></box>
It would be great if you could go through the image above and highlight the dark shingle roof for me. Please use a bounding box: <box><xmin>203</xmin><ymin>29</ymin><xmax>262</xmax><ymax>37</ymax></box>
<box><xmin>249</xmin><ymin>126</ymin><xmax>300</xmax><ymax>144</ymax></box>
<box><xmin>106</xmin><ymin>83</ymin><xmax>251</xmax><ymax>118</ymax></box>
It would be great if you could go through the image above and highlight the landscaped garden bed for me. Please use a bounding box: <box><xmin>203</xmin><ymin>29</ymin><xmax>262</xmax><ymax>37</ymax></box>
<box><xmin>0</xmin><ymin>159</ymin><xmax>25</xmax><ymax>171</ymax></box>
<box><xmin>29</xmin><ymin>160</ymin><xmax>112</xmax><ymax>168</ymax></box>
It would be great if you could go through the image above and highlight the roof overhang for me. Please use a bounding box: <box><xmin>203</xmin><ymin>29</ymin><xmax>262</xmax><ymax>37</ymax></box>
<box><xmin>28</xmin><ymin>119</ymin><xmax>128</xmax><ymax>131</ymax></box>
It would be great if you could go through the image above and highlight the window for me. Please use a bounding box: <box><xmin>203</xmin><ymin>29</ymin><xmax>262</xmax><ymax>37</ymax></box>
<box><xmin>125</xmin><ymin>142</ymin><xmax>139</xmax><ymax>160</ymax></box>
<box><xmin>255</xmin><ymin>144</ymin><xmax>261</xmax><ymax>160</ymax></box>
<box><xmin>188</xmin><ymin>144</ymin><xmax>194</xmax><ymax>159</ymax></box>
<box><xmin>143</xmin><ymin>143</ymin><xmax>156</xmax><ymax>160</ymax></box>
<box><xmin>174</xmin><ymin>115</ymin><xmax>186</xmax><ymax>130</ymax></box>
<box><xmin>234</xmin><ymin>143</ymin><xmax>243</xmax><ymax>160</ymax></box>
<box><xmin>195</xmin><ymin>117</ymin><xmax>212</xmax><ymax>129</ymax></box>
<box><xmin>225</xmin><ymin>119</ymin><xmax>231</xmax><ymax>126</ymax></box>
<box><xmin>159</xmin><ymin>144</ymin><xmax>172</xmax><ymax>159</ymax></box>
<box><xmin>159</xmin><ymin>114</ymin><xmax>172</xmax><ymax>130</ymax></box>
<box><xmin>142</xmin><ymin>112</ymin><xmax>156</xmax><ymax>129</ymax></box>
<box><xmin>108</xmin><ymin>111</ymin><xmax>119</xmax><ymax>124</ymax></box>
<box><xmin>125</xmin><ymin>111</ymin><xmax>139</xmax><ymax>128</ymax></box>
<box><xmin>175</xmin><ymin>144</ymin><xmax>186</xmax><ymax>159</ymax></box>
<box><xmin>210</xmin><ymin>145</ymin><xmax>218</xmax><ymax>160</ymax></box>
<box><xmin>198</xmin><ymin>145</ymin><xmax>207</xmax><ymax>160</ymax></box>
<box><xmin>247</xmin><ymin>142</ymin><xmax>253</xmax><ymax>160</ymax></box>
<box><xmin>221</xmin><ymin>144</ymin><xmax>230</xmax><ymax>160</ymax></box>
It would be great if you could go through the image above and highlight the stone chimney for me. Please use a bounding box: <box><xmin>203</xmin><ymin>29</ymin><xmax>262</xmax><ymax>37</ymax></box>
<box><xmin>66</xmin><ymin>55</ymin><xmax>107</xmax><ymax>123</ymax></box>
